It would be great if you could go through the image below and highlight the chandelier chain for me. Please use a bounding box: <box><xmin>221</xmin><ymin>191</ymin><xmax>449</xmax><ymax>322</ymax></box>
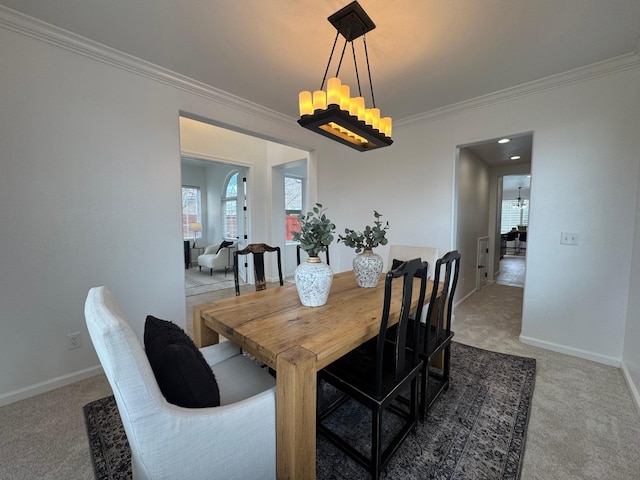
<box><xmin>321</xmin><ymin>31</ymin><xmax>341</xmax><ymax>91</ymax></box>
<box><xmin>351</xmin><ymin>41</ymin><xmax>362</xmax><ymax>97</ymax></box>
<box><xmin>363</xmin><ymin>35</ymin><xmax>376</xmax><ymax>108</ymax></box>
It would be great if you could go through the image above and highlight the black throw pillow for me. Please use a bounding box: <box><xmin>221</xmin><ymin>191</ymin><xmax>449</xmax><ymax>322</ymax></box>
<box><xmin>216</xmin><ymin>240</ymin><xmax>234</xmax><ymax>254</ymax></box>
<box><xmin>391</xmin><ymin>258</ymin><xmax>426</xmax><ymax>278</ymax></box>
<box><xmin>144</xmin><ymin>316</ymin><xmax>221</xmax><ymax>408</ymax></box>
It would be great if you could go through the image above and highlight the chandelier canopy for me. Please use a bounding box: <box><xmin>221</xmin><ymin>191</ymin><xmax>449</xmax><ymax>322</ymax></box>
<box><xmin>297</xmin><ymin>1</ymin><xmax>392</xmax><ymax>152</ymax></box>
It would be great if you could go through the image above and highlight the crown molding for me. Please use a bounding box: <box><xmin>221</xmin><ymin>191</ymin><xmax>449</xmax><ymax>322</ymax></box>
<box><xmin>0</xmin><ymin>6</ymin><xmax>294</xmax><ymax>127</ymax></box>
<box><xmin>396</xmin><ymin>51</ymin><xmax>640</xmax><ymax>128</ymax></box>
<box><xmin>3</xmin><ymin>5</ymin><xmax>639</xmax><ymax>131</ymax></box>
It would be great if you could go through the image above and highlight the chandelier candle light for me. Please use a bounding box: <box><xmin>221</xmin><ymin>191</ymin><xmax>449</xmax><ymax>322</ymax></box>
<box><xmin>298</xmin><ymin>1</ymin><xmax>392</xmax><ymax>152</ymax></box>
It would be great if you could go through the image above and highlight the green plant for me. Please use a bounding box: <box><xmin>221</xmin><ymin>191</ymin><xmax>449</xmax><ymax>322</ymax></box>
<box><xmin>338</xmin><ymin>211</ymin><xmax>390</xmax><ymax>253</ymax></box>
<box><xmin>291</xmin><ymin>203</ymin><xmax>335</xmax><ymax>257</ymax></box>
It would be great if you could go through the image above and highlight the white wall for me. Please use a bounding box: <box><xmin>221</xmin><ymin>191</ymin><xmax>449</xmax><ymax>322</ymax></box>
<box><xmin>455</xmin><ymin>148</ymin><xmax>491</xmax><ymax>300</ymax></box>
<box><xmin>319</xmin><ymin>62</ymin><xmax>640</xmax><ymax>372</ymax></box>
<box><xmin>624</xmin><ymin>147</ymin><xmax>640</xmax><ymax>407</ymax></box>
<box><xmin>1</xmin><ymin>9</ymin><xmax>639</xmax><ymax>408</ymax></box>
<box><xmin>0</xmin><ymin>16</ymin><xmax>337</xmax><ymax>404</ymax></box>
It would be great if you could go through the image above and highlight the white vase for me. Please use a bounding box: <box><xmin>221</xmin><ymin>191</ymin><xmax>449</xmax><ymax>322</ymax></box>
<box><xmin>294</xmin><ymin>256</ymin><xmax>333</xmax><ymax>307</ymax></box>
<box><xmin>353</xmin><ymin>249</ymin><xmax>384</xmax><ymax>288</ymax></box>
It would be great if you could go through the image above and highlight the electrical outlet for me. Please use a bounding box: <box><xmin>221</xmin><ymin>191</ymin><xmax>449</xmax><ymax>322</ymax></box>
<box><xmin>560</xmin><ymin>232</ymin><xmax>580</xmax><ymax>246</ymax></box>
<box><xmin>67</xmin><ymin>332</ymin><xmax>81</xmax><ymax>350</ymax></box>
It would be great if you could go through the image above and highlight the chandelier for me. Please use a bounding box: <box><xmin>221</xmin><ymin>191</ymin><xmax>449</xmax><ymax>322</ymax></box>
<box><xmin>297</xmin><ymin>1</ymin><xmax>392</xmax><ymax>152</ymax></box>
<box><xmin>513</xmin><ymin>187</ymin><xmax>526</xmax><ymax>209</ymax></box>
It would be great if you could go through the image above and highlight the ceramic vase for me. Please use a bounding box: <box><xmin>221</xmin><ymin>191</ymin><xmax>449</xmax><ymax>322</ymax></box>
<box><xmin>353</xmin><ymin>249</ymin><xmax>383</xmax><ymax>288</ymax></box>
<box><xmin>294</xmin><ymin>256</ymin><xmax>333</xmax><ymax>307</ymax></box>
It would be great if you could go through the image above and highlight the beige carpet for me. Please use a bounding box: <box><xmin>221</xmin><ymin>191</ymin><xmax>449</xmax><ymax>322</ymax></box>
<box><xmin>1</xmin><ymin>282</ymin><xmax>639</xmax><ymax>479</ymax></box>
<box><xmin>453</xmin><ymin>284</ymin><xmax>640</xmax><ymax>480</ymax></box>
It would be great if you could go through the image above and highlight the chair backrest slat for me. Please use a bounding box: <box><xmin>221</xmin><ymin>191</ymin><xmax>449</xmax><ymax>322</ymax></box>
<box><xmin>375</xmin><ymin>258</ymin><xmax>428</xmax><ymax>397</ymax></box>
<box><xmin>425</xmin><ymin>250</ymin><xmax>461</xmax><ymax>353</ymax></box>
<box><xmin>234</xmin><ymin>243</ymin><xmax>284</xmax><ymax>296</ymax></box>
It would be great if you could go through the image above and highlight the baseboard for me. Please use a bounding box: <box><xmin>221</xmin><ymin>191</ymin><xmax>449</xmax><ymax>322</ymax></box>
<box><xmin>0</xmin><ymin>365</ymin><xmax>103</xmax><ymax>407</ymax></box>
<box><xmin>621</xmin><ymin>361</ymin><xmax>640</xmax><ymax>415</ymax></box>
<box><xmin>519</xmin><ymin>335</ymin><xmax>621</xmax><ymax>367</ymax></box>
<box><xmin>456</xmin><ymin>288</ymin><xmax>477</xmax><ymax>307</ymax></box>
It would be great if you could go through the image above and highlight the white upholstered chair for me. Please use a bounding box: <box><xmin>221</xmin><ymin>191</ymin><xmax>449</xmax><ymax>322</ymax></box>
<box><xmin>387</xmin><ymin>245</ymin><xmax>439</xmax><ymax>324</ymax></box>
<box><xmin>387</xmin><ymin>245</ymin><xmax>439</xmax><ymax>280</ymax></box>
<box><xmin>84</xmin><ymin>286</ymin><xmax>276</xmax><ymax>480</ymax></box>
<box><xmin>197</xmin><ymin>241</ymin><xmax>237</xmax><ymax>275</ymax></box>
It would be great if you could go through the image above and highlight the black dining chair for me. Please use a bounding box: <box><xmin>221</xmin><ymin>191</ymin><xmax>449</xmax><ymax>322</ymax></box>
<box><xmin>518</xmin><ymin>231</ymin><xmax>527</xmax><ymax>254</ymax></box>
<box><xmin>505</xmin><ymin>231</ymin><xmax>519</xmax><ymax>255</ymax></box>
<box><xmin>415</xmin><ymin>250</ymin><xmax>461</xmax><ymax>418</ymax></box>
<box><xmin>183</xmin><ymin>240</ymin><xmax>191</xmax><ymax>269</ymax></box>
<box><xmin>296</xmin><ymin>244</ymin><xmax>330</xmax><ymax>266</ymax></box>
<box><xmin>317</xmin><ymin>258</ymin><xmax>428</xmax><ymax>479</ymax></box>
<box><xmin>233</xmin><ymin>243</ymin><xmax>284</xmax><ymax>296</ymax></box>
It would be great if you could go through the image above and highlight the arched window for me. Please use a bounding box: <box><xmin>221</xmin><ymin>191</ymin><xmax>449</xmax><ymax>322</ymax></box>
<box><xmin>222</xmin><ymin>172</ymin><xmax>239</xmax><ymax>239</ymax></box>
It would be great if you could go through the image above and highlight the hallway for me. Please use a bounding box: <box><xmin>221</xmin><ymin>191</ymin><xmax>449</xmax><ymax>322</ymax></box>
<box><xmin>496</xmin><ymin>255</ymin><xmax>526</xmax><ymax>287</ymax></box>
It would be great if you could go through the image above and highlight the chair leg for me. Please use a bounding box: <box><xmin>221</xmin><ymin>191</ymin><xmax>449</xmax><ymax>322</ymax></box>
<box><xmin>371</xmin><ymin>408</ymin><xmax>383</xmax><ymax>480</ymax></box>
<box><xmin>210</xmin><ymin>268</ymin><xmax>213</xmax><ymax>276</ymax></box>
<box><xmin>419</xmin><ymin>361</ymin><xmax>428</xmax><ymax>421</ymax></box>
<box><xmin>411</xmin><ymin>376</ymin><xmax>419</xmax><ymax>426</ymax></box>
<box><xmin>199</xmin><ymin>266</ymin><xmax>201</xmax><ymax>272</ymax></box>
<box><xmin>443</xmin><ymin>344</ymin><xmax>451</xmax><ymax>387</ymax></box>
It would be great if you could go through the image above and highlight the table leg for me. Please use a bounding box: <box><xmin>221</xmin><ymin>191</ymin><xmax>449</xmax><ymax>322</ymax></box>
<box><xmin>192</xmin><ymin>305</ymin><xmax>219</xmax><ymax>348</ymax></box>
<box><xmin>276</xmin><ymin>345</ymin><xmax>317</xmax><ymax>480</ymax></box>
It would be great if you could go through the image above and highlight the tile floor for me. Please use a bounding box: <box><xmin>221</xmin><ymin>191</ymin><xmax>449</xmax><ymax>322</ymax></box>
<box><xmin>495</xmin><ymin>254</ymin><xmax>526</xmax><ymax>287</ymax></box>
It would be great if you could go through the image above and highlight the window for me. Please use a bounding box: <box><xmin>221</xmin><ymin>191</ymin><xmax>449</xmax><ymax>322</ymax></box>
<box><xmin>182</xmin><ymin>186</ymin><xmax>201</xmax><ymax>239</ymax></box>
<box><xmin>285</xmin><ymin>176</ymin><xmax>303</xmax><ymax>241</ymax></box>
<box><xmin>500</xmin><ymin>199</ymin><xmax>529</xmax><ymax>233</ymax></box>
<box><xmin>222</xmin><ymin>172</ymin><xmax>239</xmax><ymax>239</ymax></box>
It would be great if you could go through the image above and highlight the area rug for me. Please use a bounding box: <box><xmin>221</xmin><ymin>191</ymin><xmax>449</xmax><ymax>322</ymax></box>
<box><xmin>83</xmin><ymin>342</ymin><xmax>535</xmax><ymax>479</ymax></box>
<box><xmin>184</xmin><ymin>267</ymin><xmax>234</xmax><ymax>296</ymax></box>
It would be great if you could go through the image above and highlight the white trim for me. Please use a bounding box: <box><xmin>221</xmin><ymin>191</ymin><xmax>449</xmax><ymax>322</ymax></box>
<box><xmin>396</xmin><ymin>52</ymin><xmax>640</xmax><ymax>127</ymax></box>
<box><xmin>0</xmin><ymin>365</ymin><xmax>103</xmax><ymax>407</ymax></box>
<box><xmin>181</xmin><ymin>150</ymin><xmax>253</xmax><ymax>169</ymax></box>
<box><xmin>621</xmin><ymin>362</ymin><xmax>640</xmax><ymax>415</ymax></box>
<box><xmin>519</xmin><ymin>335</ymin><xmax>621</xmax><ymax>367</ymax></box>
<box><xmin>0</xmin><ymin>5</ymin><xmax>292</xmax><ymax>127</ymax></box>
<box><xmin>2</xmin><ymin>5</ymin><xmax>639</xmax><ymax>131</ymax></box>
<box><xmin>454</xmin><ymin>288</ymin><xmax>476</xmax><ymax>308</ymax></box>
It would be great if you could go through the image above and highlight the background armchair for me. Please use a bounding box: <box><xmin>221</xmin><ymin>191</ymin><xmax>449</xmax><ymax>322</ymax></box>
<box><xmin>84</xmin><ymin>286</ymin><xmax>276</xmax><ymax>480</ymax></box>
<box><xmin>197</xmin><ymin>241</ymin><xmax>237</xmax><ymax>275</ymax></box>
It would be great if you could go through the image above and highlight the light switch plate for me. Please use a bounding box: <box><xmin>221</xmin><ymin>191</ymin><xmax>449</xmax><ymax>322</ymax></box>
<box><xmin>560</xmin><ymin>232</ymin><xmax>579</xmax><ymax>246</ymax></box>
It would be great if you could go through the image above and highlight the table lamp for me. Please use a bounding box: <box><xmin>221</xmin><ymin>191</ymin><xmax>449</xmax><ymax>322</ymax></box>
<box><xmin>189</xmin><ymin>222</ymin><xmax>202</xmax><ymax>248</ymax></box>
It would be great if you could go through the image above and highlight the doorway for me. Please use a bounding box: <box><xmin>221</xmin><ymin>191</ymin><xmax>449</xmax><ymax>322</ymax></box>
<box><xmin>179</xmin><ymin>114</ymin><xmax>311</xmax><ymax>293</ymax></box>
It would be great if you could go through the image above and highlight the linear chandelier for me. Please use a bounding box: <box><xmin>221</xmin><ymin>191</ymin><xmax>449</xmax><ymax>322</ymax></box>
<box><xmin>298</xmin><ymin>1</ymin><xmax>393</xmax><ymax>152</ymax></box>
<box><xmin>513</xmin><ymin>187</ymin><xmax>526</xmax><ymax>209</ymax></box>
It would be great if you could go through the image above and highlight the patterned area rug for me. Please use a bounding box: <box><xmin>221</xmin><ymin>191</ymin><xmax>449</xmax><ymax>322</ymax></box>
<box><xmin>83</xmin><ymin>342</ymin><xmax>535</xmax><ymax>479</ymax></box>
<box><xmin>184</xmin><ymin>267</ymin><xmax>234</xmax><ymax>296</ymax></box>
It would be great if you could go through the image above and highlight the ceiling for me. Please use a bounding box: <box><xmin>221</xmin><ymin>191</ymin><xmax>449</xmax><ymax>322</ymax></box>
<box><xmin>2</xmin><ymin>0</ymin><xmax>639</xmax><ymax>122</ymax></box>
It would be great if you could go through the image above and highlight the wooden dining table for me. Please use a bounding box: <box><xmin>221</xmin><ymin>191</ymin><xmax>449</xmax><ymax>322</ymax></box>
<box><xmin>192</xmin><ymin>270</ymin><xmax>435</xmax><ymax>480</ymax></box>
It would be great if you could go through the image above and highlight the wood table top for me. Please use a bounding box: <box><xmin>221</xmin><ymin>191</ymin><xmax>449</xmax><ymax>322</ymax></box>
<box><xmin>197</xmin><ymin>271</ymin><xmax>434</xmax><ymax>371</ymax></box>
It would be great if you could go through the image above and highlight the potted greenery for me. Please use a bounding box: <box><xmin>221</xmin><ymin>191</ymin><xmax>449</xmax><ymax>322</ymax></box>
<box><xmin>338</xmin><ymin>210</ymin><xmax>390</xmax><ymax>287</ymax></box>
<box><xmin>291</xmin><ymin>203</ymin><xmax>335</xmax><ymax>306</ymax></box>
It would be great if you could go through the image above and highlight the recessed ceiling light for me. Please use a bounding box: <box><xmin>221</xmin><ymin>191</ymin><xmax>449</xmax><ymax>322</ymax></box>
<box><xmin>498</xmin><ymin>138</ymin><xmax>510</xmax><ymax>144</ymax></box>
<box><xmin>510</xmin><ymin>155</ymin><xmax>521</xmax><ymax>160</ymax></box>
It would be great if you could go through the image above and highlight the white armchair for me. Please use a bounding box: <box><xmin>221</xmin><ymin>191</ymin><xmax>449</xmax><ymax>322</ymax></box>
<box><xmin>84</xmin><ymin>286</ymin><xmax>276</xmax><ymax>480</ymax></box>
<box><xmin>197</xmin><ymin>241</ymin><xmax>237</xmax><ymax>275</ymax></box>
